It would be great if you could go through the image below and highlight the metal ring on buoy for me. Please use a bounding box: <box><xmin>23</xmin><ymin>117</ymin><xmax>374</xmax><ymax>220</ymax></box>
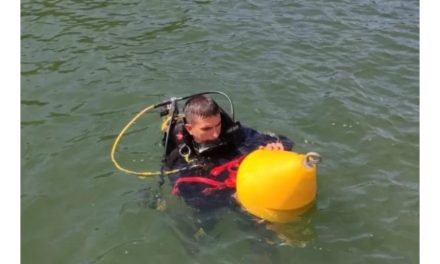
<box><xmin>305</xmin><ymin>152</ymin><xmax>321</xmax><ymax>167</ymax></box>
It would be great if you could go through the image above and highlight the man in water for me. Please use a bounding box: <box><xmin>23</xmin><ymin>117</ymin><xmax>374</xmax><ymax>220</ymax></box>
<box><xmin>161</xmin><ymin>94</ymin><xmax>305</xmax><ymax>257</ymax></box>
<box><xmin>163</xmin><ymin>94</ymin><xmax>294</xmax><ymax>211</ymax></box>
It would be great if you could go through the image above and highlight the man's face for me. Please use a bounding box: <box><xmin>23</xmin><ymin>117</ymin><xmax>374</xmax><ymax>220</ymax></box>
<box><xmin>184</xmin><ymin>114</ymin><xmax>222</xmax><ymax>144</ymax></box>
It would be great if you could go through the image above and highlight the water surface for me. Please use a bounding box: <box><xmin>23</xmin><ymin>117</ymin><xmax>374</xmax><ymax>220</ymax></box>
<box><xmin>22</xmin><ymin>0</ymin><xmax>419</xmax><ymax>263</ymax></box>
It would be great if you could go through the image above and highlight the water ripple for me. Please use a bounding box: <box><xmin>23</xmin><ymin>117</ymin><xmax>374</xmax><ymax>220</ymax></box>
<box><xmin>22</xmin><ymin>0</ymin><xmax>419</xmax><ymax>263</ymax></box>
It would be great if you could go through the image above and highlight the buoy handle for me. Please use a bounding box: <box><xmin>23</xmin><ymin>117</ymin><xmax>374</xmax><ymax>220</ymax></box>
<box><xmin>304</xmin><ymin>152</ymin><xmax>321</xmax><ymax>167</ymax></box>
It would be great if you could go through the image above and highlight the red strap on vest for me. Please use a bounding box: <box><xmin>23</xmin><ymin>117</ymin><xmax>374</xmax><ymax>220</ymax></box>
<box><xmin>172</xmin><ymin>155</ymin><xmax>246</xmax><ymax>195</ymax></box>
<box><xmin>210</xmin><ymin>155</ymin><xmax>246</xmax><ymax>176</ymax></box>
<box><xmin>172</xmin><ymin>177</ymin><xmax>227</xmax><ymax>195</ymax></box>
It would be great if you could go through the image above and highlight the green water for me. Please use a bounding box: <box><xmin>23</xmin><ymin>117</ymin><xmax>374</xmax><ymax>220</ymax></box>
<box><xmin>21</xmin><ymin>0</ymin><xmax>419</xmax><ymax>263</ymax></box>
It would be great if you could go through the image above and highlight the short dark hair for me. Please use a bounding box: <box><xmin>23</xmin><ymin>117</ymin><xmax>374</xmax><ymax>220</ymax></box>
<box><xmin>184</xmin><ymin>95</ymin><xmax>220</xmax><ymax>124</ymax></box>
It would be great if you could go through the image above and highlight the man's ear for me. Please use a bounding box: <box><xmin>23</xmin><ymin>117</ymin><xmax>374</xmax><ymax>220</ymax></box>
<box><xmin>184</xmin><ymin>123</ymin><xmax>193</xmax><ymax>135</ymax></box>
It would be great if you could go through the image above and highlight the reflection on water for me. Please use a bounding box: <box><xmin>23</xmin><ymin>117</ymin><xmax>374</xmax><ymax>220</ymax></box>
<box><xmin>142</xmin><ymin>182</ymin><xmax>317</xmax><ymax>252</ymax></box>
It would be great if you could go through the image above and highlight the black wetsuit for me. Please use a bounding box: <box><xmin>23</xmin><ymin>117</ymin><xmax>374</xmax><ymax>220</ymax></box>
<box><xmin>164</xmin><ymin>125</ymin><xmax>294</xmax><ymax>212</ymax></box>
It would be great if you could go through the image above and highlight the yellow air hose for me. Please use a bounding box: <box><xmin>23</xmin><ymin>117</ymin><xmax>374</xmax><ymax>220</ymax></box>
<box><xmin>110</xmin><ymin>104</ymin><xmax>180</xmax><ymax>177</ymax></box>
<box><xmin>111</xmin><ymin>92</ymin><xmax>234</xmax><ymax>177</ymax></box>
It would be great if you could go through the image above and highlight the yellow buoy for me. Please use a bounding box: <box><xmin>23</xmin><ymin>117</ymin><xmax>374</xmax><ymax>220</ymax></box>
<box><xmin>236</xmin><ymin>149</ymin><xmax>320</xmax><ymax>223</ymax></box>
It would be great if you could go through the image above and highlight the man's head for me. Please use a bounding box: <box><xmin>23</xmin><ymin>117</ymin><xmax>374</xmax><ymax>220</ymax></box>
<box><xmin>184</xmin><ymin>95</ymin><xmax>222</xmax><ymax>144</ymax></box>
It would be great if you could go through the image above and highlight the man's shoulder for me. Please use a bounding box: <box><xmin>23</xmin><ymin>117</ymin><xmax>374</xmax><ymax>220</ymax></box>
<box><xmin>239</xmin><ymin>125</ymin><xmax>259</xmax><ymax>136</ymax></box>
<box><xmin>237</xmin><ymin>124</ymin><xmax>294</xmax><ymax>151</ymax></box>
